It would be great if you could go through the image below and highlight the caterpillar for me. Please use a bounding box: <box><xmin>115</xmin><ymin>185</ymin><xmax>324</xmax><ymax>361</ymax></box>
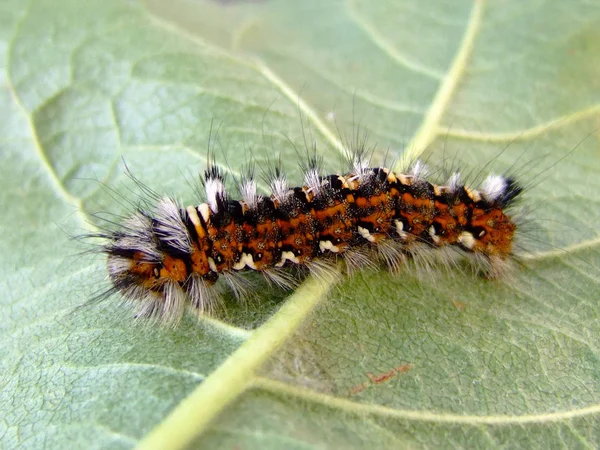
<box><xmin>89</xmin><ymin>142</ymin><xmax>524</xmax><ymax>324</ymax></box>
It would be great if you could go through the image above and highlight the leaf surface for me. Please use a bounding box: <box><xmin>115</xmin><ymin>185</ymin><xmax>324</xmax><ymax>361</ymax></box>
<box><xmin>1</xmin><ymin>0</ymin><xmax>599</xmax><ymax>448</ymax></box>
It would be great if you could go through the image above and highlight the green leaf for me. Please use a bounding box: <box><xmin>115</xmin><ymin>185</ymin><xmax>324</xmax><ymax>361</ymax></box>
<box><xmin>1</xmin><ymin>0</ymin><xmax>599</xmax><ymax>449</ymax></box>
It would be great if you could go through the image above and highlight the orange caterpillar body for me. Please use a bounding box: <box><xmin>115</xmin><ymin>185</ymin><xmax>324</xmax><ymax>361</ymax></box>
<box><xmin>96</xmin><ymin>156</ymin><xmax>522</xmax><ymax>322</ymax></box>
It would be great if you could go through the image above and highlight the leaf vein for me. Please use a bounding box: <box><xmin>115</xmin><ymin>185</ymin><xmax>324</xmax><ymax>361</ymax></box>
<box><xmin>345</xmin><ymin>0</ymin><xmax>445</xmax><ymax>81</ymax></box>
<box><xmin>254</xmin><ymin>377</ymin><xmax>600</xmax><ymax>425</ymax></box>
<box><xmin>439</xmin><ymin>103</ymin><xmax>600</xmax><ymax>143</ymax></box>
<box><xmin>396</xmin><ymin>0</ymin><xmax>486</xmax><ymax>168</ymax></box>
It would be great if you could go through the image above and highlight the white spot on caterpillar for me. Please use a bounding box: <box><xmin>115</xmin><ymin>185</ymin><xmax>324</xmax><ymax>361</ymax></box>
<box><xmin>458</xmin><ymin>231</ymin><xmax>476</xmax><ymax>249</ymax></box>
<box><xmin>465</xmin><ymin>187</ymin><xmax>482</xmax><ymax>202</ymax></box>
<box><xmin>428</xmin><ymin>225</ymin><xmax>441</xmax><ymax>244</ymax></box>
<box><xmin>482</xmin><ymin>174</ymin><xmax>508</xmax><ymax>202</ymax></box>
<box><xmin>241</xmin><ymin>179</ymin><xmax>259</xmax><ymax>209</ymax></box>
<box><xmin>394</xmin><ymin>219</ymin><xmax>408</xmax><ymax>239</ymax></box>
<box><xmin>319</xmin><ymin>240</ymin><xmax>340</xmax><ymax>253</ymax></box>
<box><xmin>352</xmin><ymin>154</ymin><xmax>370</xmax><ymax>180</ymax></box>
<box><xmin>435</xmin><ymin>173</ymin><xmax>462</xmax><ymax>195</ymax></box>
<box><xmin>186</xmin><ymin>205</ymin><xmax>201</xmax><ymax>227</ymax></box>
<box><xmin>448</xmin><ymin>173</ymin><xmax>461</xmax><ymax>191</ymax></box>
<box><xmin>277</xmin><ymin>251</ymin><xmax>300</xmax><ymax>266</ymax></box>
<box><xmin>205</xmin><ymin>176</ymin><xmax>226</xmax><ymax>213</ymax></box>
<box><xmin>357</xmin><ymin>226</ymin><xmax>376</xmax><ymax>243</ymax></box>
<box><xmin>233</xmin><ymin>253</ymin><xmax>257</xmax><ymax>270</ymax></box>
<box><xmin>245</xmin><ymin>253</ymin><xmax>258</xmax><ymax>270</ymax></box>
<box><xmin>396</xmin><ymin>173</ymin><xmax>411</xmax><ymax>185</ymax></box>
<box><xmin>337</xmin><ymin>175</ymin><xmax>351</xmax><ymax>190</ymax></box>
<box><xmin>271</xmin><ymin>176</ymin><xmax>290</xmax><ymax>203</ymax></box>
<box><xmin>232</xmin><ymin>259</ymin><xmax>245</xmax><ymax>271</ymax></box>
<box><xmin>198</xmin><ymin>203</ymin><xmax>211</xmax><ymax>223</ymax></box>
<box><xmin>244</xmin><ymin>254</ymin><xmax>257</xmax><ymax>270</ymax></box>
<box><xmin>208</xmin><ymin>257</ymin><xmax>218</xmax><ymax>272</ymax></box>
<box><xmin>304</xmin><ymin>168</ymin><xmax>323</xmax><ymax>195</ymax></box>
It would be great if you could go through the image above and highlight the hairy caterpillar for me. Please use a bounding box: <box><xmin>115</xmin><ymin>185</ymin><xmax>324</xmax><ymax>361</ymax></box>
<box><xmin>87</xmin><ymin>137</ymin><xmax>525</xmax><ymax>324</ymax></box>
